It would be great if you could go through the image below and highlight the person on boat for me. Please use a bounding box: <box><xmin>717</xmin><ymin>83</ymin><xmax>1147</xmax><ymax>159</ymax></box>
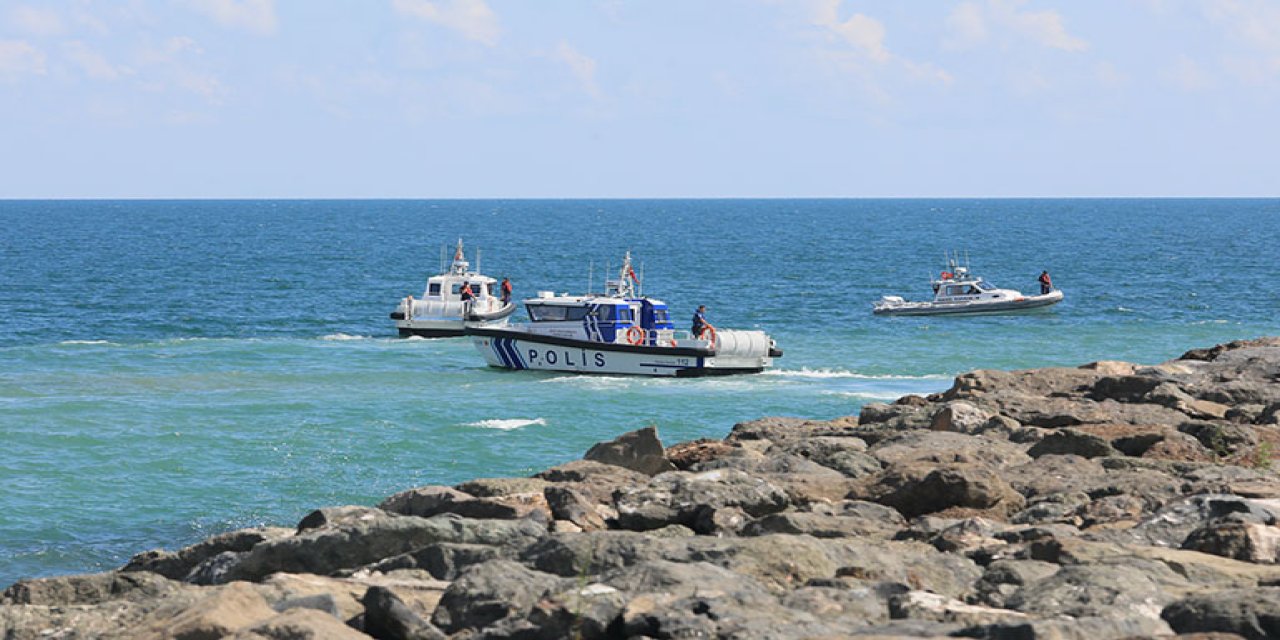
<box><xmin>691</xmin><ymin>305</ymin><xmax>713</xmax><ymax>338</ymax></box>
<box><xmin>500</xmin><ymin>277</ymin><xmax>512</xmax><ymax>305</ymax></box>
<box><xmin>460</xmin><ymin>281</ymin><xmax>474</xmax><ymax>312</ymax></box>
<box><xmin>1038</xmin><ymin>271</ymin><xmax>1053</xmax><ymax>295</ymax></box>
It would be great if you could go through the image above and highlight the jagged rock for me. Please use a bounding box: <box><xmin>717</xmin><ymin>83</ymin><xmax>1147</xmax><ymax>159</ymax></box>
<box><xmin>930</xmin><ymin>401</ymin><xmax>993</xmax><ymax>434</ymax></box>
<box><xmin>145</xmin><ymin>581</ymin><xmax>278</xmax><ymax>639</ymax></box>
<box><xmin>583</xmin><ymin>426</ymin><xmax>677</xmax><ymax>476</ymax></box>
<box><xmin>376</xmin><ymin>486</ymin><xmax>471</xmax><ymax>518</ymax></box>
<box><xmin>772</xmin><ymin>436</ymin><xmax>880</xmax><ymax>478</ymax></box>
<box><xmin>435</xmin><ymin>492</ymin><xmax>552</xmax><ymax>521</ymax></box>
<box><xmin>666</xmin><ymin>438</ymin><xmax>739</xmax><ymax>470</ymax></box>
<box><xmin>361</xmin><ymin>586</ymin><xmax>445</xmax><ymax>640</ymax></box>
<box><xmin>544</xmin><ymin>485</ymin><xmax>607</xmax><ymax>531</ymax></box>
<box><xmin>1079</xmin><ymin>360</ymin><xmax>1139</xmax><ymax>375</ymax></box>
<box><xmin>870</xmin><ymin>431</ymin><xmax>1032</xmax><ymax>469</ymax></box>
<box><xmin>1088</xmin><ymin>494</ymin><xmax>1279</xmax><ymax>549</ymax></box>
<box><xmin>613</xmin><ymin>468</ymin><xmax>790</xmax><ymax>532</ymax></box>
<box><xmin>1162</xmin><ymin>587</ymin><xmax>1280</xmax><ymax>639</ymax></box>
<box><xmin>742</xmin><ymin>500</ymin><xmax>905</xmax><ymax>539</ymax></box>
<box><xmin>2</xmin><ymin>570</ymin><xmax>186</xmax><ymax>606</ymax></box>
<box><xmin>454</xmin><ymin>477</ymin><xmax>550</xmax><ymax>498</ymax></box>
<box><xmin>964</xmin><ymin>614</ymin><xmax>1175</xmax><ymax>639</ymax></box>
<box><xmin>861</xmin><ymin>462</ymin><xmax>1025</xmax><ymax>519</ymax></box>
<box><xmin>195</xmin><ymin>513</ymin><xmax>545</xmax><ymax>584</ymax></box>
<box><xmin>972</xmin><ymin>559</ymin><xmax>1060</xmax><ymax>608</ymax></box>
<box><xmin>297</xmin><ymin>506</ymin><xmax>388</xmax><ymax>533</ymax></box>
<box><xmin>1027</xmin><ymin>428</ymin><xmax>1119</xmax><ymax>458</ymax></box>
<box><xmin>359</xmin><ymin>542</ymin><xmax>502</xmax><ymax>581</ymax></box>
<box><xmin>1181</xmin><ymin>421</ymin><xmax>1258</xmax><ymax>457</ymax></box>
<box><xmin>781</xmin><ymin>579</ymin><xmax>901</xmax><ymax>624</ymax></box>
<box><xmin>1181</xmin><ymin>337</ymin><xmax>1280</xmax><ymax>361</ymax></box>
<box><xmin>889</xmin><ymin>589</ymin><xmax>1028</xmax><ymax>626</ymax></box>
<box><xmin>233</xmin><ymin>608</ymin><xmax>369</xmax><ymax>639</ymax></box>
<box><xmin>1183</xmin><ymin>519</ymin><xmax>1280</xmax><ymax>563</ymax></box>
<box><xmin>122</xmin><ymin>527</ymin><xmax>293</xmax><ymax>581</ymax></box>
<box><xmin>431</xmin><ymin>560</ymin><xmax>563</xmax><ymax>633</ymax></box>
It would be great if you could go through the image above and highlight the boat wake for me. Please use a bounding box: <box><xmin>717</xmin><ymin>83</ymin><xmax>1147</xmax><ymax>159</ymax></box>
<box><xmin>464</xmin><ymin>418</ymin><xmax>547</xmax><ymax>431</ymax></box>
<box><xmin>319</xmin><ymin>333</ymin><xmax>370</xmax><ymax>341</ymax></box>
<box><xmin>763</xmin><ymin>368</ymin><xmax>948</xmax><ymax>381</ymax></box>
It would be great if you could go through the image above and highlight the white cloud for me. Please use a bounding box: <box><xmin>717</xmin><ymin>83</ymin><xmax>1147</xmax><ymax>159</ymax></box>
<box><xmin>945</xmin><ymin>0</ymin><xmax>1088</xmax><ymax>52</ymax></box>
<box><xmin>63</xmin><ymin>41</ymin><xmax>127</xmax><ymax>81</ymax></box>
<box><xmin>0</xmin><ymin>39</ymin><xmax>46</xmax><ymax>77</ymax></box>
<box><xmin>9</xmin><ymin>5</ymin><xmax>65</xmax><ymax>37</ymax></box>
<box><xmin>945</xmin><ymin>2</ymin><xmax>987</xmax><ymax>49</ymax></box>
<box><xmin>816</xmin><ymin>6</ymin><xmax>890</xmax><ymax>63</ymax></box>
<box><xmin>809</xmin><ymin>1</ymin><xmax>952</xmax><ymax>88</ymax></box>
<box><xmin>1204</xmin><ymin>0</ymin><xmax>1280</xmax><ymax>51</ymax></box>
<box><xmin>392</xmin><ymin>0</ymin><xmax>501</xmax><ymax>46</ymax></box>
<box><xmin>182</xmin><ymin>0</ymin><xmax>277</xmax><ymax>35</ymax></box>
<box><xmin>555</xmin><ymin>41</ymin><xmax>602</xmax><ymax>100</ymax></box>
<box><xmin>1164</xmin><ymin>54</ymin><xmax>1212</xmax><ymax>91</ymax></box>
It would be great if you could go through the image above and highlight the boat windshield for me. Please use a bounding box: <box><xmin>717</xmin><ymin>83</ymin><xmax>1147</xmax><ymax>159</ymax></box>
<box><xmin>975</xmin><ymin>280</ymin><xmax>995</xmax><ymax>291</ymax></box>
<box><xmin>428</xmin><ymin>283</ymin><xmax>441</xmax><ymax>296</ymax></box>
<box><xmin>528</xmin><ymin>304</ymin><xmax>590</xmax><ymax>322</ymax></box>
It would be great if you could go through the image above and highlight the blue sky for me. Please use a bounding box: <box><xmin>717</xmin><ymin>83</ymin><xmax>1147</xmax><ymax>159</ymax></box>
<box><xmin>2</xmin><ymin>0</ymin><xmax>1278</xmax><ymax>198</ymax></box>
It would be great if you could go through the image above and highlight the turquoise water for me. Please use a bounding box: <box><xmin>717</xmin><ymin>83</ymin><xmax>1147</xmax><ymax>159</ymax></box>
<box><xmin>1</xmin><ymin>199</ymin><xmax>1277</xmax><ymax>583</ymax></box>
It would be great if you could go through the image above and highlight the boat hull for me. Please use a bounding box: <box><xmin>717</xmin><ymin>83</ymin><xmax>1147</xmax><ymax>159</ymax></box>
<box><xmin>393</xmin><ymin>303</ymin><xmax>516</xmax><ymax>339</ymax></box>
<box><xmin>874</xmin><ymin>290</ymin><xmax>1064</xmax><ymax>317</ymax></box>
<box><xmin>466</xmin><ymin>328</ymin><xmax>770</xmax><ymax>377</ymax></box>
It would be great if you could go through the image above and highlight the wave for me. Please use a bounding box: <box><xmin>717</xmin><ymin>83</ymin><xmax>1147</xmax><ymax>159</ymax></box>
<box><xmin>762</xmin><ymin>368</ymin><xmax>949</xmax><ymax>381</ymax></box>
<box><xmin>58</xmin><ymin>340</ymin><xmax>117</xmax><ymax>346</ymax></box>
<box><xmin>821</xmin><ymin>390</ymin><xmax>909</xmax><ymax>400</ymax></box>
<box><xmin>464</xmin><ymin>418</ymin><xmax>546</xmax><ymax>431</ymax></box>
<box><xmin>319</xmin><ymin>333</ymin><xmax>370</xmax><ymax>341</ymax></box>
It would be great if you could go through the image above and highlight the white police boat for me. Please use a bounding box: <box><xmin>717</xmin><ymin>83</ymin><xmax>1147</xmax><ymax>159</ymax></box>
<box><xmin>465</xmin><ymin>253</ymin><xmax>782</xmax><ymax>377</ymax></box>
<box><xmin>873</xmin><ymin>256</ymin><xmax>1063</xmax><ymax>317</ymax></box>
<box><xmin>390</xmin><ymin>239</ymin><xmax>516</xmax><ymax>337</ymax></box>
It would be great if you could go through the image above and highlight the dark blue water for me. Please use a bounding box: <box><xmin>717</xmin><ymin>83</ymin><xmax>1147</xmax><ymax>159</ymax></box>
<box><xmin>1</xmin><ymin>199</ymin><xmax>1276</xmax><ymax>583</ymax></box>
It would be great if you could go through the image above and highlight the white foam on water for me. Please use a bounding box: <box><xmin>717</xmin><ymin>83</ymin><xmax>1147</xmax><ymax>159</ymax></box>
<box><xmin>320</xmin><ymin>333</ymin><xmax>369</xmax><ymax>341</ymax></box>
<box><xmin>58</xmin><ymin>340</ymin><xmax>116</xmax><ymax>346</ymax></box>
<box><xmin>464</xmin><ymin>418</ymin><xmax>547</xmax><ymax>430</ymax></box>
<box><xmin>821</xmin><ymin>390</ymin><xmax>907</xmax><ymax>401</ymax></box>
<box><xmin>763</xmin><ymin>368</ymin><xmax>948</xmax><ymax>381</ymax></box>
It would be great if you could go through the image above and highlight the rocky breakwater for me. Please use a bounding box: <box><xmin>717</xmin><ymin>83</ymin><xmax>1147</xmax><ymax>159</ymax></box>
<box><xmin>6</xmin><ymin>337</ymin><xmax>1280</xmax><ymax>639</ymax></box>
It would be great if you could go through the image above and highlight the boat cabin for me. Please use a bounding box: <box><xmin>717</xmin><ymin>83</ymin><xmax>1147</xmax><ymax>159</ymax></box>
<box><xmin>523</xmin><ymin>293</ymin><xmax>674</xmax><ymax>345</ymax></box>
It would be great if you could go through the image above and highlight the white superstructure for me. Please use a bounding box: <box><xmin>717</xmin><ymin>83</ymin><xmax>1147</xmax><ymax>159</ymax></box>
<box><xmin>466</xmin><ymin>253</ymin><xmax>781</xmax><ymax>377</ymax></box>
<box><xmin>391</xmin><ymin>239</ymin><xmax>516</xmax><ymax>337</ymax></box>
<box><xmin>873</xmin><ymin>253</ymin><xmax>1063</xmax><ymax>317</ymax></box>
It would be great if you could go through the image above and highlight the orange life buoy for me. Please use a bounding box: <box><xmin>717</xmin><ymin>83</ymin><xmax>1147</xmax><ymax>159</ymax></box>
<box><xmin>625</xmin><ymin>326</ymin><xmax>645</xmax><ymax>345</ymax></box>
<box><xmin>941</xmin><ymin>271</ymin><xmax>953</xmax><ymax>280</ymax></box>
<box><xmin>699</xmin><ymin>326</ymin><xmax>717</xmax><ymax>344</ymax></box>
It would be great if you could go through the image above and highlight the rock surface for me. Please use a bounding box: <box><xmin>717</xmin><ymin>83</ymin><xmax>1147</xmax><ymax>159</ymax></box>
<box><xmin>5</xmin><ymin>337</ymin><xmax>1280</xmax><ymax>639</ymax></box>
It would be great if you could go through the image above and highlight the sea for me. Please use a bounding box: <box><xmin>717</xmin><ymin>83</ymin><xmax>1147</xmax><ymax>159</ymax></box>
<box><xmin>1</xmin><ymin>198</ymin><xmax>1277</xmax><ymax>584</ymax></box>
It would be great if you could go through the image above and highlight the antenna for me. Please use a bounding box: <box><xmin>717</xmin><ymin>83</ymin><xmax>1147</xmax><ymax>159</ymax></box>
<box><xmin>639</xmin><ymin>262</ymin><xmax>645</xmax><ymax>297</ymax></box>
<box><xmin>439</xmin><ymin>243</ymin><xmax>446</xmax><ymax>275</ymax></box>
<box><xmin>476</xmin><ymin>248</ymin><xmax>481</xmax><ymax>275</ymax></box>
<box><xmin>587</xmin><ymin>260</ymin><xmax>593</xmax><ymax>295</ymax></box>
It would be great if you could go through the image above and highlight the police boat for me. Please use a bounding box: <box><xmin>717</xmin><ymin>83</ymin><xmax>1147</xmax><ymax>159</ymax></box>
<box><xmin>390</xmin><ymin>239</ymin><xmax>517</xmax><ymax>337</ymax></box>
<box><xmin>465</xmin><ymin>253</ymin><xmax>782</xmax><ymax>377</ymax></box>
<box><xmin>873</xmin><ymin>255</ymin><xmax>1063</xmax><ymax>317</ymax></box>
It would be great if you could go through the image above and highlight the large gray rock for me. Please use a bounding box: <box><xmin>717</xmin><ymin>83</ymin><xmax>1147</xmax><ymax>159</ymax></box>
<box><xmin>121</xmin><ymin>527</ymin><xmax>293</xmax><ymax>581</ymax></box>
<box><xmin>1162</xmin><ymin>587</ymin><xmax>1280</xmax><ymax>639</ymax></box>
<box><xmin>742</xmin><ymin>500</ymin><xmax>906</xmax><ymax>539</ymax></box>
<box><xmin>361</xmin><ymin>585</ymin><xmax>446</xmax><ymax>640</ymax></box>
<box><xmin>583</xmin><ymin>426</ymin><xmax>676</xmax><ymax>476</ymax></box>
<box><xmin>377</xmin><ymin>486</ymin><xmax>471</xmax><ymax>518</ymax></box>
<box><xmin>2</xmin><ymin>570</ymin><xmax>187</xmax><ymax>606</ymax></box>
<box><xmin>195</xmin><ymin>513</ymin><xmax>545</xmax><ymax>584</ymax></box>
<box><xmin>861</xmin><ymin>462</ymin><xmax>1026</xmax><ymax>519</ymax></box>
<box><xmin>430</xmin><ymin>559</ymin><xmax>564</xmax><ymax>633</ymax></box>
<box><xmin>613</xmin><ymin>468</ymin><xmax>790</xmax><ymax>532</ymax></box>
<box><xmin>869</xmin><ymin>431</ymin><xmax>1032</xmax><ymax>469</ymax></box>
